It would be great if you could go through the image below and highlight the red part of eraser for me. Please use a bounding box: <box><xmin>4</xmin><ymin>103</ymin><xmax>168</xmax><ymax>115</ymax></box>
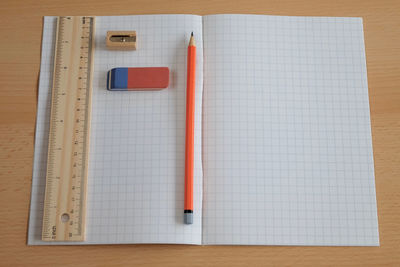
<box><xmin>127</xmin><ymin>67</ymin><xmax>169</xmax><ymax>90</ymax></box>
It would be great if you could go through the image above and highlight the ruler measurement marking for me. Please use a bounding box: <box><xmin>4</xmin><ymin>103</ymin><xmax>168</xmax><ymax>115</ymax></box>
<box><xmin>42</xmin><ymin>16</ymin><xmax>95</xmax><ymax>241</ymax></box>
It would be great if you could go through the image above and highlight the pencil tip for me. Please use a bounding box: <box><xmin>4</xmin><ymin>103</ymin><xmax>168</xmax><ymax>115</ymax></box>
<box><xmin>191</xmin><ymin>32</ymin><xmax>193</xmax><ymax>36</ymax></box>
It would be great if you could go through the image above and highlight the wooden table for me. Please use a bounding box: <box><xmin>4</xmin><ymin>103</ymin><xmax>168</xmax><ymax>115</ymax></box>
<box><xmin>1</xmin><ymin>0</ymin><xmax>399</xmax><ymax>266</ymax></box>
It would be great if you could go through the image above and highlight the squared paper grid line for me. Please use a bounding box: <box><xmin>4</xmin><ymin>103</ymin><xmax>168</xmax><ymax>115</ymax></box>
<box><xmin>28</xmin><ymin>14</ymin><xmax>379</xmax><ymax>246</ymax></box>
<box><xmin>201</xmin><ymin>15</ymin><xmax>379</xmax><ymax>246</ymax></box>
<box><xmin>28</xmin><ymin>15</ymin><xmax>204</xmax><ymax>245</ymax></box>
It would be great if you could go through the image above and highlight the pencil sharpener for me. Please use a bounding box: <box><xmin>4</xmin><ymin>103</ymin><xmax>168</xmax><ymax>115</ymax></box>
<box><xmin>106</xmin><ymin>31</ymin><xmax>137</xmax><ymax>50</ymax></box>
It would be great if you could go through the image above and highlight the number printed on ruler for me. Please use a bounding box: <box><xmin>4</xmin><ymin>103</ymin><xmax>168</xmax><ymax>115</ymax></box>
<box><xmin>42</xmin><ymin>16</ymin><xmax>95</xmax><ymax>241</ymax></box>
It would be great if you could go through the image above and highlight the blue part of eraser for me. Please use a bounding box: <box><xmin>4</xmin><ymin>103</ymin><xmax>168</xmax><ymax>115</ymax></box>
<box><xmin>107</xmin><ymin>68</ymin><xmax>128</xmax><ymax>90</ymax></box>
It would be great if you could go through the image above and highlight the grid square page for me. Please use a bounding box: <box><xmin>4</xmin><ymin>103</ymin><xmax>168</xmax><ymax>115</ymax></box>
<box><xmin>28</xmin><ymin>15</ymin><xmax>204</xmax><ymax>245</ymax></box>
<box><xmin>202</xmin><ymin>15</ymin><xmax>379</xmax><ymax>245</ymax></box>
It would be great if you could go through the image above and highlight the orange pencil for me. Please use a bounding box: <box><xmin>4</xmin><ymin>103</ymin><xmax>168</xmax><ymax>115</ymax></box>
<box><xmin>184</xmin><ymin>32</ymin><xmax>196</xmax><ymax>224</ymax></box>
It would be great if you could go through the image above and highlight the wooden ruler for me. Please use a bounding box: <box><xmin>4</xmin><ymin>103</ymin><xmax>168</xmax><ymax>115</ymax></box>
<box><xmin>42</xmin><ymin>16</ymin><xmax>95</xmax><ymax>241</ymax></box>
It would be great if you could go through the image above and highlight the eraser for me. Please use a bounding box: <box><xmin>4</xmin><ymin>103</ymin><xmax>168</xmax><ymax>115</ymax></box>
<box><xmin>107</xmin><ymin>67</ymin><xmax>169</xmax><ymax>91</ymax></box>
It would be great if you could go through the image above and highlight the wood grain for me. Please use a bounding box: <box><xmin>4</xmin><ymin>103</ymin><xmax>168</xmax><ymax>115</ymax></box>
<box><xmin>0</xmin><ymin>0</ymin><xmax>399</xmax><ymax>266</ymax></box>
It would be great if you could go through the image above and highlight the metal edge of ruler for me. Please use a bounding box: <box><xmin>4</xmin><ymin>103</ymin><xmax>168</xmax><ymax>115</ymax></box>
<box><xmin>42</xmin><ymin>16</ymin><xmax>95</xmax><ymax>241</ymax></box>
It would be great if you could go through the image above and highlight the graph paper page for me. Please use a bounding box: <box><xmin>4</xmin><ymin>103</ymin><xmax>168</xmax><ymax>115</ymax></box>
<box><xmin>28</xmin><ymin>15</ymin><xmax>204</xmax><ymax>245</ymax></box>
<box><xmin>201</xmin><ymin>15</ymin><xmax>379</xmax><ymax>245</ymax></box>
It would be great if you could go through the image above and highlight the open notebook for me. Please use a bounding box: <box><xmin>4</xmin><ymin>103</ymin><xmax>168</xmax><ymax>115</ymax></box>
<box><xmin>28</xmin><ymin>14</ymin><xmax>379</xmax><ymax>246</ymax></box>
